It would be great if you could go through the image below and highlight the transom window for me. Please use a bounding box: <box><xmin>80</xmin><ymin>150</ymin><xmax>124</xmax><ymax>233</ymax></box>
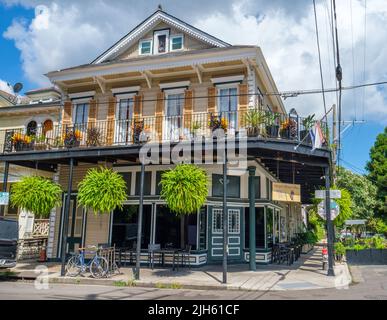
<box><xmin>139</xmin><ymin>40</ymin><xmax>152</xmax><ymax>55</ymax></box>
<box><xmin>171</xmin><ymin>35</ymin><xmax>183</xmax><ymax>51</ymax></box>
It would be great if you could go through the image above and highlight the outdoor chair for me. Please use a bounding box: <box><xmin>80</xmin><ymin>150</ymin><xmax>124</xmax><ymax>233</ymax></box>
<box><xmin>181</xmin><ymin>245</ymin><xmax>192</xmax><ymax>269</ymax></box>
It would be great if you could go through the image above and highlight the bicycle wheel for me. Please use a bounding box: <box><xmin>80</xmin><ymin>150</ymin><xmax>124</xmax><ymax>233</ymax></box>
<box><xmin>90</xmin><ymin>256</ymin><xmax>108</xmax><ymax>278</ymax></box>
<box><xmin>65</xmin><ymin>255</ymin><xmax>81</xmax><ymax>277</ymax></box>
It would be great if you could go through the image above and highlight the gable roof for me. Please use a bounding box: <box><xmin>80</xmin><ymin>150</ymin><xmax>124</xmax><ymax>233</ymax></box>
<box><xmin>91</xmin><ymin>9</ymin><xmax>230</xmax><ymax>64</ymax></box>
<box><xmin>0</xmin><ymin>89</ymin><xmax>16</xmax><ymax>105</ymax></box>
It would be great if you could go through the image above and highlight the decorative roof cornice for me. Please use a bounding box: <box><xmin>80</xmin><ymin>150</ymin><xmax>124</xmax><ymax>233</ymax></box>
<box><xmin>92</xmin><ymin>10</ymin><xmax>230</xmax><ymax>64</ymax></box>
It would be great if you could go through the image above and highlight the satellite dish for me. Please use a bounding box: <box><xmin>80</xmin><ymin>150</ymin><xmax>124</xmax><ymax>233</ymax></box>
<box><xmin>13</xmin><ymin>83</ymin><xmax>23</xmax><ymax>94</ymax></box>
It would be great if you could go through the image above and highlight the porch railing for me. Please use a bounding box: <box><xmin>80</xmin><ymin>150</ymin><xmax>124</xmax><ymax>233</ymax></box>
<box><xmin>0</xmin><ymin>110</ymin><xmax>327</xmax><ymax>153</ymax></box>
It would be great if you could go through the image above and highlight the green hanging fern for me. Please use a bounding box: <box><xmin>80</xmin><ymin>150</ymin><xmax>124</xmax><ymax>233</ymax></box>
<box><xmin>160</xmin><ymin>164</ymin><xmax>209</xmax><ymax>215</ymax></box>
<box><xmin>77</xmin><ymin>167</ymin><xmax>127</xmax><ymax>214</ymax></box>
<box><xmin>10</xmin><ymin>176</ymin><xmax>62</xmax><ymax>218</ymax></box>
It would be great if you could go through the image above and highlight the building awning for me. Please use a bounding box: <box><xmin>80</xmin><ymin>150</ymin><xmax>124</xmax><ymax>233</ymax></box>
<box><xmin>345</xmin><ymin>219</ymin><xmax>367</xmax><ymax>226</ymax></box>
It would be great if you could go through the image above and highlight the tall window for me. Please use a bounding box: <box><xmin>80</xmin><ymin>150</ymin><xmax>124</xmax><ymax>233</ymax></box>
<box><xmin>218</xmin><ymin>87</ymin><xmax>238</xmax><ymax>132</ymax></box>
<box><xmin>74</xmin><ymin>103</ymin><xmax>89</xmax><ymax>125</ymax></box>
<box><xmin>26</xmin><ymin>120</ymin><xmax>37</xmax><ymax>136</ymax></box>
<box><xmin>165</xmin><ymin>92</ymin><xmax>184</xmax><ymax>141</ymax></box>
<box><xmin>116</xmin><ymin>97</ymin><xmax>134</xmax><ymax>144</ymax></box>
<box><xmin>171</xmin><ymin>35</ymin><xmax>183</xmax><ymax>50</ymax></box>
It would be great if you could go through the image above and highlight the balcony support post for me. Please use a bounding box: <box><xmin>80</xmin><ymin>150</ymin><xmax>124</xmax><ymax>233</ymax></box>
<box><xmin>0</xmin><ymin>161</ymin><xmax>9</xmax><ymax>216</ymax></box>
<box><xmin>134</xmin><ymin>162</ymin><xmax>145</xmax><ymax>280</ymax></box>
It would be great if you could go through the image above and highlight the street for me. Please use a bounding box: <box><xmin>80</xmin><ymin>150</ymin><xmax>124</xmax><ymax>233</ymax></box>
<box><xmin>0</xmin><ymin>265</ymin><xmax>386</xmax><ymax>300</ymax></box>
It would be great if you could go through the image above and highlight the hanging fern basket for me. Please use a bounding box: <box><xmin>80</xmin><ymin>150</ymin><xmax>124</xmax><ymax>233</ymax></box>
<box><xmin>160</xmin><ymin>164</ymin><xmax>209</xmax><ymax>215</ymax></box>
<box><xmin>77</xmin><ymin>167</ymin><xmax>127</xmax><ymax>214</ymax></box>
<box><xmin>10</xmin><ymin>176</ymin><xmax>62</xmax><ymax>218</ymax></box>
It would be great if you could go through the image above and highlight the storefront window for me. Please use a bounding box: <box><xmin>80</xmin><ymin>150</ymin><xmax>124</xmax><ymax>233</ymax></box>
<box><xmin>244</xmin><ymin>207</ymin><xmax>265</xmax><ymax>249</ymax></box>
<box><xmin>266</xmin><ymin>207</ymin><xmax>273</xmax><ymax>248</ymax></box>
<box><xmin>199</xmin><ymin>207</ymin><xmax>207</xmax><ymax>250</ymax></box>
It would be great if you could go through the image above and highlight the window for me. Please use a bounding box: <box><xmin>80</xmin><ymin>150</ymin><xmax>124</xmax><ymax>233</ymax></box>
<box><xmin>155</xmin><ymin>171</ymin><xmax>165</xmax><ymax>195</ymax></box>
<box><xmin>118</xmin><ymin>172</ymin><xmax>131</xmax><ymax>196</ymax></box>
<box><xmin>171</xmin><ymin>35</ymin><xmax>183</xmax><ymax>50</ymax></box>
<box><xmin>254</xmin><ymin>176</ymin><xmax>261</xmax><ymax>199</ymax></box>
<box><xmin>135</xmin><ymin>171</ymin><xmax>152</xmax><ymax>195</ymax></box>
<box><xmin>245</xmin><ymin>207</ymin><xmax>265</xmax><ymax>249</ymax></box>
<box><xmin>165</xmin><ymin>92</ymin><xmax>184</xmax><ymax>141</ymax></box>
<box><xmin>153</xmin><ymin>30</ymin><xmax>170</xmax><ymax>54</ymax></box>
<box><xmin>139</xmin><ymin>40</ymin><xmax>152</xmax><ymax>55</ymax></box>
<box><xmin>199</xmin><ymin>207</ymin><xmax>207</xmax><ymax>250</ymax></box>
<box><xmin>26</xmin><ymin>121</ymin><xmax>37</xmax><ymax>136</ymax></box>
<box><xmin>74</xmin><ymin>103</ymin><xmax>89</xmax><ymax>125</ymax></box>
<box><xmin>218</xmin><ymin>86</ymin><xmax>238</xmax><ymax>132</ymax></box>
<box><xmin>212</xmin><ymin>208</ymin><xmax>223</xmax><ymax>233</ymax></box>
<box><xmin>212</xmin><ymin>174</ymin><xmax>240</xmax><ymax>198</ymax></box>
<box><xmin>228</xmin><ymin>209</ymin><xmax>240</xmax><ymax>234</ymax></box>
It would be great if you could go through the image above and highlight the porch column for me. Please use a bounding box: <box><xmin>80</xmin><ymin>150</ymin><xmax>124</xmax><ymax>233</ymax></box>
<box><xmin>135</xmin><ymin>163</ymin><xmax>145</xmax><ymax>280</ymax></box>
<box><xmin>222</xmin><ymin>155</ymin><xmax>228</xmax><ymax>284</ymax></box>
<box><xmin>0</xmin><ymin>161</ymin><xmax>9</xmax><ymax>216</ymax></box>
<box><xmin>325</xmin><ymin>166</ymin><xmax>335</xmax><ymax>276</ymax></box>
<box><xmin>248</xmin><ymin>166</ymin><xmax>256</xmax><ymax>271</ymax></box>
<box><xmin>60</xmin><ymin>158</ymin><xmax>74</xmax><ymax>276</ymax></box>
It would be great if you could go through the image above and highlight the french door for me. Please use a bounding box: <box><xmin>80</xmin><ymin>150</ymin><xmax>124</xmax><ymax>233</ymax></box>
<box><xmin>63</xmin><ymin>194</ymin><xmax>85</xmax><ymax>254</ymax></box>
<box><xmin>218</xmin><ymin>87</ymin><xmax>238</xmax><ymax>134</ymax></box>
<box><xmin>165</xmin><ymin>93</ymin><xmax>184</xmax><ymax>141</ymax></box>
<box><xmin>115</xmin><ymin>97</ymin><xmax>134</xmax><ymax>144</ymax></box>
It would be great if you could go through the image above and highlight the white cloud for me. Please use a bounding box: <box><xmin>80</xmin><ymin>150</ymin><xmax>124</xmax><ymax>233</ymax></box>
<box><xmin>1</xmin><ymin>0</ymin><xmax>387</xmax><ymax>123</ymax></box>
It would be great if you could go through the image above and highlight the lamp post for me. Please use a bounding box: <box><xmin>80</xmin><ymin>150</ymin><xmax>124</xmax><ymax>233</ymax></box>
<box><xmin>135</xmin><ymin>163</ymin><xmax>145</xmax><ymax>280</ymax></box>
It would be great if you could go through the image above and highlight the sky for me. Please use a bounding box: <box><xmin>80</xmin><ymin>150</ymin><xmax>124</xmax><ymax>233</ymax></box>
<box><xmin>0</xmin><ymin>0</ymin><xmax>386</xmax><ymax>173</ymax></box>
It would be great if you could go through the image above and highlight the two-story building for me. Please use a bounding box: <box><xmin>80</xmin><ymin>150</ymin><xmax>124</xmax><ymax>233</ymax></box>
<box><xmin>0</xmin><ymin>9</ymin><xmax>330</xmax><ymax>266</ymax></box>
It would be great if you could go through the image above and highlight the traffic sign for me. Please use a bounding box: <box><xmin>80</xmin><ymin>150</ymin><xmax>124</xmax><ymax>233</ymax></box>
<box><xmin>315</xmin><ymin>189</ymin><xmax>341</xmax><ymax>199</ymax></box>
<box><xmin>317</xmin><ymin>200</ymin><xmax>340</xmax><ymax>220</ymax></box>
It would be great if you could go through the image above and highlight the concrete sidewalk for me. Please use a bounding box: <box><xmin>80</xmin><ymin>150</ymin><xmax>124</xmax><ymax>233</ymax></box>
<box><xmin>5</xmin><ymin>247</ymin><xmax>351</xmax><ymax>291</ymax></box>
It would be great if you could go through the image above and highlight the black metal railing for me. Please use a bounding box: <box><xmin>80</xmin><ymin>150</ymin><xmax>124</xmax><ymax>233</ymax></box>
<box><xmin>0</xmin><ymin>109</ymin><xmax>327</xmax><ymax>153</ymax></box>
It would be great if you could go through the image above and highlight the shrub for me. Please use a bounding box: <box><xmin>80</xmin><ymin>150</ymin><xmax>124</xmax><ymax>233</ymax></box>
<box><xmin>160</xmin><ymin>164</ymin><xmax>208</xmax><ymax>215</ymax></box>
<box><xmin>10</xmin><ymin>176</ymin><xmax>62</xmax><ymax>217</ymax></box>
<box><xmin>334</xmin><ymin>242</ymin><xmax>346</xmax><ymax>256</ymax></box>
<box><xmin>77</xmin><ymin>167</ymin><xmax>127</xmax><ymax>214</ymax></box>
<box><xmin>372</xmin><ymin>236</ymin><xmax>386</xmax><ymax>249</ymax></box>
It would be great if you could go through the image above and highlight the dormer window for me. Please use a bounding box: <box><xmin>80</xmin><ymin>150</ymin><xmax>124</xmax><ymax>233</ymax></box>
<box><xmin>153</xmin><ymin>29</ymin><xmax>170</xmax><ymax>54</ymax></box>
<box><xmin>171</xmin><ymin>35</ymin><xmax>183</xmax><ymax>51</ymax></box>
<box><xmin>139</xmin><ymin>39</ymin><xmax>152</xmax><ymax>55</ymax></box>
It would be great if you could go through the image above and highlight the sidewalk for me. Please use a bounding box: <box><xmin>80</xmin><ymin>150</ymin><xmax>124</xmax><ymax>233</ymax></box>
<box><xmin>6</xmin><ymin>246</ymin><xmax>351</xmax><ymax>291</ymax></box>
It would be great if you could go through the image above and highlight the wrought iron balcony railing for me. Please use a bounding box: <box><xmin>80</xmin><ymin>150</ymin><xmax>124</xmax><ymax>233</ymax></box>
<box><xmin>0</xmin><ymin>110</ymin><xmax>327</xmax><ymax>154</ymax></box>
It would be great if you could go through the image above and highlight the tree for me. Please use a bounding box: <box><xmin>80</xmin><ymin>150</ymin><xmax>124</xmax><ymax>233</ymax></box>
<box><xmin>77</xmin><ymin>167</ymin><xmax>127</xmax><ymax>214</ymax></box>
<box><xmin>11</xmin><ymin>176</ymin><xmax>62</xmax><ymax>218</ymax></box>
<box><xmin>366</xmin><ymin>127</ymin><xmax>387</xmax><ymax>215</ymax></box>
<box><xmin>336</xmin><ymin>166</ymin><xmax>378</xmax><ymax>220</ymax></box>
<box><xmin>160</xmin><ymin>164</ymin><xmax>208</xmax><ymax>215</ymax></box>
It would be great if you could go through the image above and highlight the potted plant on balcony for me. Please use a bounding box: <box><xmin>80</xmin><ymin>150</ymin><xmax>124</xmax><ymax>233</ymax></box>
<box><xmin>86</xmin><ymin>127</ymin><xmax>102</xmax><ymax>147</ymax></box>
<box><xmin>77</xmin><ymin>167</ymin><xmax>127</xmax><ymax>214</ymax></box>
<box><xmin>64</xmin><ymin>129</ymin><xmax>82</xmax><ymax>148</ymax></box>
<box><xmin>280</xmin><ymin>118</ymin><xmax>296</xmax><ymax>139</ymax></box>
<box><xmin>34</xmin><ymin>135</ymin><xmax>47</xmax><ymax>151</ymax></box>
<box><xmin>191</xmin><ymin>122</ymin><xmax>201</xmax><ymax>139</ymax></box>
<box><xmin>244</xmin><ymin>109</ymin><xmax>266</xmax><ymax>137</ymax></box>
<box><xmin>208</xmin><ymin>115</ymin><xmax>228</xmax><ymax>133</ymax></box>
<box><xmin>265</xmin><ymin>112</ymin><xmax>279</xmax><ymax>138</ymax></box>
<box><xmin>300</xmin><ymin>114</ymin><xmax>315</xmax><ymax>144</ymax></box>
<box><xmin>12</xmin><ymin>133</ymin><xmax>33</xmax><ymax>151</ymax></box>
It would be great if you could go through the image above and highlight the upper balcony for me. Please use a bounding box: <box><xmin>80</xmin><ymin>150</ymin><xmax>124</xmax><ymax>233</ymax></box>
<box><xmin>0</xmin><ymin>108</ymin><xmax>327</xmax><ymax>154</ymax></box>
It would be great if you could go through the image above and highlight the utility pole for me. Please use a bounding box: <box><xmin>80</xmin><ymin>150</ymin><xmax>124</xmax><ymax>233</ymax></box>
<box><xmin>332</xmin><ymin>104</ymin><xmax>338</xmax><ymax>185</ymax></box>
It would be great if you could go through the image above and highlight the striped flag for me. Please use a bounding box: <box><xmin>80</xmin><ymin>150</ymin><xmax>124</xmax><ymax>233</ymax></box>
<box><xmin>310</xmin><ymin>121</ymin><xmax>325</xmax><ymax>150</ymax></box>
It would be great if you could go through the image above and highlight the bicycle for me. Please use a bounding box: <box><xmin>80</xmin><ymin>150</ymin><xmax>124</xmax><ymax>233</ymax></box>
<box><xmin>65</xmin><ymin>245</ymin><xmax>109</xmax><ymax>278</ymax></box>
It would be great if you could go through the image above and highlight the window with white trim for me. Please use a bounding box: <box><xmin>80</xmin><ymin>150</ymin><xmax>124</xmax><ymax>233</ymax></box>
<box><xmin>228</xmin><ymin>209</ymin><xmax>240</xmax><ymax>234</ymax></box>
<box><xmin>170</xmin><ymin>35</ymin><xmax>183</xmax><ymax>51</ymax></box>
<box><xmin>153</xmin><ymin>30</ymin><xmax>170</xmax><ymax>54</ymax></box>
<box><xmin>139</xmin><ymin>39</ymin><xmax>152</xmax><ymax>55</ymax></box>
<box><xmin>73</xmin><ymin>103</ymin><xmax>89</xmax><ymax>125</ymax></box>
<box><xmin>212</xmin><ymin>208</ymin><xmax>223</xmax><ymax>234</ymax></box>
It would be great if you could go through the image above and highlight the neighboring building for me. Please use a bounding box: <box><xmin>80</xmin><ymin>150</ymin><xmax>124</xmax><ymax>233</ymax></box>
<box><xmin>0</xmin><ymin>9</ymin><xmax>330</xmax><ymax>265</ymax></box>
<box><xmin>0</xmin><ymin>87</ymin><xmax>61</xmax><ymax>218</ymax></box>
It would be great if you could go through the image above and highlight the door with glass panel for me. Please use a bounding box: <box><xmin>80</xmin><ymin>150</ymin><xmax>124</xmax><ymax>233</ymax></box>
<box><xmin>64</xmin><ymin>194</ymin><xmax>84</xmax><ymax>254</ymax></box>
<box><xmin>73</xmin><ymin>102</ymin><xmax>89</xmax><ymax>144</ymax></box>
<box><xmin>208</xmin><ymin>207</ymin><xmax>242</xmax><ymax>262</ymax></box>
<box><xmin>218</xmin><ymin>87</ymin><xmax>238</xmax><ymax>134</ymax></box>
<box><xmin>165</xmin><ymin>93</ymin><xmax>184</xmax><ymax>141</ymax></box>
<box><xmin>115</xmin><ymin>97</ymin><xmax>134</xmax><ymax>144</ymax></box>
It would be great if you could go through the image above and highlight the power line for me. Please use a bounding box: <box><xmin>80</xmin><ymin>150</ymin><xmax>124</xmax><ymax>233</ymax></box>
<box><xmin>350</xmin><ymin>0</ymin><xmax>357</xmax><ymax>120</ymax></box>
<box><xmin>362</xmin><ymin>0</ymin><xmax>367</xmax><ymax>121</ymax></box>
<box><xmin>313</xmin><ymin>0</ymin><xmax>328</xmax><ymax>119</ymax></box>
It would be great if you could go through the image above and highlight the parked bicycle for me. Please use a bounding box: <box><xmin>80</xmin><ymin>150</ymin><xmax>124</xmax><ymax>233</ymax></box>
<box><xmin>65</xmin><ymin>245</ymin><xmax>109</xmax><ymax>278</ymax></box>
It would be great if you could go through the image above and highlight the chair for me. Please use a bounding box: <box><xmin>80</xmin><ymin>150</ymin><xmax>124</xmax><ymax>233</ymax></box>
<box><xmin>148</xmin><ymin>244</ymin><xmax>161</xmax><ymax>269</ymax></box>
<box><xmin>181</xmin><ymin>245</ymin><xmax>192</xmax><ymax>269</ymax></box>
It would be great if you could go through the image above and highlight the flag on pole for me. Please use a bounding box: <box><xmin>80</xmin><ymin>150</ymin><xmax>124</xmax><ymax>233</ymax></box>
<box><xmin>310</xmin><ymin>121</ymin><xmax>325</xmax><ymax>150</ymax></box>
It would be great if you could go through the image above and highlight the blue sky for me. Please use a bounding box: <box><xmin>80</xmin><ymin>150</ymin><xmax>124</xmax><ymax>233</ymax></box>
<box><xmin>0</xmin><ymin>1</ymin><xmax>385</xmax><ymax>173</ymax></box>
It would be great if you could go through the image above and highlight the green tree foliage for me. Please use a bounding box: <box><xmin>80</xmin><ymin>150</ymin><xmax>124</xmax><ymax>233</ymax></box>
<box><xmin>77</xmin><ymin>167</ymin><xmax>127</xmax><ymax>214</ymax></box>
<box><xmin>160</xmin><ymin>164</ymin><xmax>209</xmax><ymax>215</ymax></box>
<box><xmin>367</xmin><ymin>217</ymin><xmax>387</xmax><ymax>235</ymax></box>
<box><xmin>366</xmin><ymin>127</ymin><xmax>387</xmax><ymax>215</ymax></box>
<box><xmin>11</xmin><ymin>176</ymin><xmax>62</xmax><ymax>217</ymax></box>
<box><xmin>336</xmin><ymin>166</ymin><xmax>378</xmax><ymax>219</ymax></box>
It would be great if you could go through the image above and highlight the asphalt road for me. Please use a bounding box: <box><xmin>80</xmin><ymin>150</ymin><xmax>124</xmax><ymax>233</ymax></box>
<box><xmin>0</xmin><ymin>265</ymin><xmax>386</xmax><ymax>300</ymax></box>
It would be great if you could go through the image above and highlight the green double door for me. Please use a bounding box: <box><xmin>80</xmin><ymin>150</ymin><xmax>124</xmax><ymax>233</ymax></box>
<box><xmin>207</xmin><ymin>206</ymin><xmax>243</xmax><ymax>263</ymax></box>
<box><xmin>63</xmin><ymin>194</ymin><xmax>85</xmax><ymax>254</ymax></box>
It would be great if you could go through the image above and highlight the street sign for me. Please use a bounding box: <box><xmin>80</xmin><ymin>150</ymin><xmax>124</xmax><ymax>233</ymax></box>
<box><xmin>315</xmin><ymin>189</ymin><xmax>341</xmax><ymax>199</ymax></box>
<box><xmin>0</xmin><ymin>192</ymin><xmax>9</xmax><ymax>205</ymax></box>
<box><xmin>317</xmin><ymin>200</ymin><xmax>340</xmax><ymax>220</ymax></box>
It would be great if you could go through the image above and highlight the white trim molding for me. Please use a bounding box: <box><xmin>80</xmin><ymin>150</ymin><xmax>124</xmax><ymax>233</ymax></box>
<box><xmin>111</xmin><ymin>86</ymin><xmax>141</xmax><ymax>95</ymax></box>
<box><xmin>68</xmin><ymin>91</ymin><xmax>96</xmax><ymax>100</ymax></box>
<box><xmin>159</xmin><ymin>80</ymin><xmax>190</xmax><ymax>90</ymax></box>
<box><xmin>211</xmin><ymin>75</ymin><xmax>244</xmax><ymax>84</ymax></box>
